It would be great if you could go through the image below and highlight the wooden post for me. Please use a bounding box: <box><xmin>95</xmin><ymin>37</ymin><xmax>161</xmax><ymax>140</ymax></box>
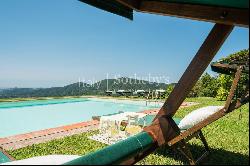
<box><xmin>157</xmin><ymin>24</ymin><xmax>234</xmax><ymax>118</ymax></box>
<box><xmin>224</xmin><ymin>67</ymin><xmax>243</xmax><ymax>111</ymax></box>
<box><xmin>177</xmin><ymin>141</ymin><xmax>196</xmax><ymax>165</ymax></box>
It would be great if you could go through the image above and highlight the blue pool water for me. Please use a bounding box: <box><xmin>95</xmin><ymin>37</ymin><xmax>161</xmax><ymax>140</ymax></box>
<box><xmin>0</xmin><ymin>98</ymin><xmax>157</xmax><ymax>138</ymax></box>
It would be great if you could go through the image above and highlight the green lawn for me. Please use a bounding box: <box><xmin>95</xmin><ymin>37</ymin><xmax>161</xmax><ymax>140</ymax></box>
<box><xmin>8</xmin><ymin>97</ymin><xmax>249</xmax><ymax>165</ymax></box>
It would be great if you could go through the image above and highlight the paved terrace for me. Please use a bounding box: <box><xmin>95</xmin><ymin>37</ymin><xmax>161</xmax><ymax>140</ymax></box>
<box><xmin>0</xmin><ymin>102</ymin><xmax>197</xmax><ymax>150</ymax></box>
<box><xmin>0</xmin><ymin>120</ymin><xmax>99</xmax><ymax>150</ymax></box>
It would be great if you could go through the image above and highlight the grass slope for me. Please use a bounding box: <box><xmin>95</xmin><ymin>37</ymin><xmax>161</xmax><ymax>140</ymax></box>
<box><xmin>8</xmin><ymin>98</ymin><xmax>249</xmax><ymax>165</ymax></box>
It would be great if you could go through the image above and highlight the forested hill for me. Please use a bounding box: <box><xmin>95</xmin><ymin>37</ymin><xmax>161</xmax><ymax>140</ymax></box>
<box><xmin>0</xmin><ymin>77</ymin><xmax>172</xmax><ymax>98</ymax></box>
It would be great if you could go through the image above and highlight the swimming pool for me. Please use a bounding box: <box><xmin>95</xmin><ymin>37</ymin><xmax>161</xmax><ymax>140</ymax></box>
<box><xmin>0</xmin><ymin>98</ymin><xmax>158</xmax><ymax>138</ymax></box>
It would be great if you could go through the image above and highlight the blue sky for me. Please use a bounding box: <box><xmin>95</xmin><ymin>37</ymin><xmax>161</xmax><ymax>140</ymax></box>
<box><xmin>0</xmin><ymin>0</ymin><xmax>249</xmax><ymax>88</ymax></box>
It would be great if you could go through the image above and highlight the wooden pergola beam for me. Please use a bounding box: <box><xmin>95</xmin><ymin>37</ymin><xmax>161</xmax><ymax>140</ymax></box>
<box><xmin>115</xmin><ymin>0</ymin><xmax>249</xmax><ymax>27</ymax></box>
<box><xmin>140</xmin><ymin>1</ymin><xmax>249</xmax><ymax>27</ymax></box>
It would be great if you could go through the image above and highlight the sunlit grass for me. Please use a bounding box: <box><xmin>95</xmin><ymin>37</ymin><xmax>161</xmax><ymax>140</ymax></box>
<box><xmin>8</xmin><ymin>98</ymin><xmax>249</xmax><ymax>165</ymax></box>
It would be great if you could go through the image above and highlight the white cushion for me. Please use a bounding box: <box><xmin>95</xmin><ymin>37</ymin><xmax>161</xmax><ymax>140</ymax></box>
<box><xmin>2</xmin><ymin>155</ymin><xmax>80</xmax><ymax>165</ymax></box>
<box><xmin>178</xmin><ymin>106</ymin><xmax>224</xmax><ymax>130</ymax></box>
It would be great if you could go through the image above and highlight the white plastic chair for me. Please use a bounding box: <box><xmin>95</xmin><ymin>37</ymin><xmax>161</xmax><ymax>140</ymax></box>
<box><xmin>127</xmin><ymin>115</ymin><xmax>139</xmax><ymax>126</ymax></box>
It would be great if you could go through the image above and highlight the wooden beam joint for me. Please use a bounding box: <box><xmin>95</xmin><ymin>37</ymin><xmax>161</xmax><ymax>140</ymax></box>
<box><xmin>143</xmin><ymin>114</ymin><xmax>180</xmax><ymax>147</ymax></box>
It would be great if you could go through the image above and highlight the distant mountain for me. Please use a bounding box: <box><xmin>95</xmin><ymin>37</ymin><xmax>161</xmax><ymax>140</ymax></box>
<box><xmin>0</xmin><ymin>78</ymin><xmax>174</xmax><ymax>98</ymax></box>
<box><xmin>94</xmin><ymin>77</ymin><xmax>169</xmax><ymax>92</ymax></box>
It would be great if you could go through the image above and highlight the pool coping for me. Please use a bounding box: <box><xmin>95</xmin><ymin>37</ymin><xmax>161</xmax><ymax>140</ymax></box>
<box><xmin>0</xmin><ymin>120</ymin><xmax>99</xmax><ymax>151</ymax></box>
<box><xmin>0</xmin><ymin>101</ymin><xmax>197</xmax><ymax>151</ymax></box>
<box><xmin>0</xmin><ymin>147</ymin><xmax>15</xmax><ymax>162</ymax></box>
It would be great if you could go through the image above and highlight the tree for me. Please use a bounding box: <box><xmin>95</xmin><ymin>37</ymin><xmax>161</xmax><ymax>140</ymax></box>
<box><xmin>188</xmin><ymin>79</ymin><xmax>202</xmax><ymax>97</ymax></box>
<box><xmin>215</xmin><ymin>74</ymin><xmax>232</xmax><ymax>101</ymax></box>
<box><xmin>189</xmin><ymin>73</ymin><xmax>219</xmax><ymax>98</ymax></box>
<box><xmin>166</xmin><ymin>84</ymin><xmax>175</xmax><ymax>98</ymax></box>
<box><xmin>215</xmin><ymin>49</ymin><xmax>249</xmax><ymax>101</ymax></box>
<box><xmin>199</xmin><ymin>73</ymin><xmax>219</xmax><ymax>97</ymax></box>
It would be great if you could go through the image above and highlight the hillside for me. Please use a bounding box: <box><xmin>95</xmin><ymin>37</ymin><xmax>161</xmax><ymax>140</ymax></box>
<box><xmin>0</xmin><ymin>78</ymin><xmax>172</xmax><ymax>98</ymax></box>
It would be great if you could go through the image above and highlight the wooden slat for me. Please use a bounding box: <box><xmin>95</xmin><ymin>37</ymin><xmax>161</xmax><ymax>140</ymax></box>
<box><xmin>168</xmin><ymin>80</ymin><xmax>248</xmax><ymax>146</ymax></box>
<box><xmin>228</xmin><ymin>83</ymin><xmax>249</xmax><ymax>111</ymax></box>
<box><xmin>168</xmin><ymin>90</ymin><xmax>248</xmax><ymax>147</ymax></box>
<box><xmin>224</xmin><ymin>67</ymin><xmax>243</xmax><ymax>111</ymax></box>
<box><xmin>211</xmin><ymin>63</ymin><xmax>249</xmax><ymax>74</ymax></box>
<box><xmin>139</xmin><ymin>1</ymin><xmax>249</xmax><ymax>27</ymax></box>
<box><xmin>168</xmin><ymin>109</ymin><xmax>226</xmax><ymax>146</ymax></box>
<box><xmin>156</xmin><ymin>24</ymin><xmax>234</xmax><ymax>118</ymax></box>
<box><xmin>168</xmin><ymin>65</ymin><xmax>247</xmax><ymax>146</ymax></box>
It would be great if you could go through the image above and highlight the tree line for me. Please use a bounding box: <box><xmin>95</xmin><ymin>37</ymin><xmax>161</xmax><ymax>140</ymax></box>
<box><xmin>166</xmin><ymin>49</ymin><xmax>249</xmax><ymax>101</ymax></box>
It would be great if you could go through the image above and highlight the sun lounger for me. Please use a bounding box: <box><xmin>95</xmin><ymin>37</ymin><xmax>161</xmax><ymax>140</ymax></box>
<box><xmin>165</xmin><ymin>66</ymin><xmax>249</xmax><ymax>165</ymax></box>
